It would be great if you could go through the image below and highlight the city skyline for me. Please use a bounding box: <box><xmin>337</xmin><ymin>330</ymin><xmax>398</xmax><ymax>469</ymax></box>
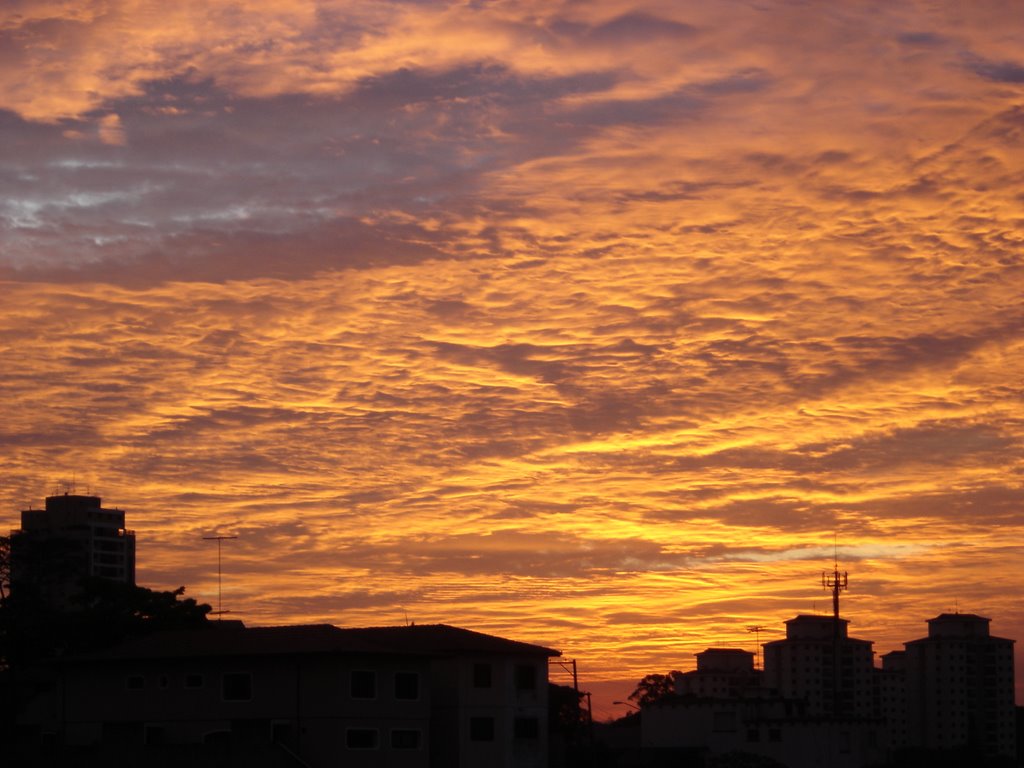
<box><xmin>6</xmin><ymin>489</ymin><xmax>1017</xmax><ymax>720</ymax></box>
<box><xmin>3</xmin><ymin>0</ymin><xmax>1024</xmax><ymax>719</ymax></box>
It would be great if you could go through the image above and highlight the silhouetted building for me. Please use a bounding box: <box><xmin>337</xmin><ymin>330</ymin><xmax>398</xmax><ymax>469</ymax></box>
<box><xmin>873</xmin><ymin>650</ymin><xmax>907</xmax><ymax>750</ymax></box>
<box><xmin>762</xmin><ymin>615</ymin><xmax>875</xmax><ymax>718</ymax></box>
<box><xmin>904</xmin><ymin>613</ymin><xmax>1015</xmax><ymax>758</ymax></box>
<box><xmin>642</xmin><ymin>686</ymin><xmax>884</xmax><ymax>768</ymax></box>
<box><xmin>11</xmin><ymin>493</ymin><xmax>136</xmax><ymax>608</ymax></box>
<box><xmin>17</xmin><ymin>622</ymin><xmax>558</xmax><ymax>768</ymax></box>
<box><xmin>673</xmin><ymin>648</ymin><xmax>762</xmax><ymax>698</ymax></box>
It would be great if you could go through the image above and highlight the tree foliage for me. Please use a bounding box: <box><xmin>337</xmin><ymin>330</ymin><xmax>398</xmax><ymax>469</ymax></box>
<box><xmin>0</xmin><ymin>565</ymin><xmax>211</xmax><ymax>670</ymax></box>
<box><xmin>549</xmin><ymin>682</ymin><xmax>588</xmax><ymax>732</ymax></box>
<box><xmin>0</xmin><ymin>536</ymin><xmax>9</xmax><ymax>606</ymax></box>
<box><xmin>628</xmin><ymin>671</ymin><xmax>681</xmax><ymax>707</ymax></box>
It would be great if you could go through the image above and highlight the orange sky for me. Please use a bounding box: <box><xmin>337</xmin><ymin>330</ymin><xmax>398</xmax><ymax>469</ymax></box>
<box><xmin>2</xmin><ymin>0</ymin><xmax>1024</xmax><ymax>719</ymax></box>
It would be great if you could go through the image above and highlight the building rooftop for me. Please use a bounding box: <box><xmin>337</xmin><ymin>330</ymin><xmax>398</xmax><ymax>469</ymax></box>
<box><xmin>765</xmin><ymin>614</ymin><xmax>871</xmax><ymax>643</ymax></box>
<box><xmin>20</xmin><ymin>493</ymin><xmax>127</xmax><ymax>530</ymax></box>
<box><xmin>73</xmin><ymin>622</ymin><xmax>561</xmax><ymax>661</ymax></box>
<box><xmin>904</xmin><ymin>613</ymin><xmax>1014</xmax><ymax>643</ymax></box>
<box><xmin>693</xmin><ymin>648</ymin><xmax>756</xmax><ymax>673</ymax></box>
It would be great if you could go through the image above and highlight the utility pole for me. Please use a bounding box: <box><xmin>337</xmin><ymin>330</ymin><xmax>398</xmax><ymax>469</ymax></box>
<box><xmin>551</xmin><ymin>657</ymin><xmax>592</xmax><ymax>764</ymax></box>
<box><xmin>203</xmin><ymin>534</ymin><xmax>238</xmax><ymax>619</ymax></box>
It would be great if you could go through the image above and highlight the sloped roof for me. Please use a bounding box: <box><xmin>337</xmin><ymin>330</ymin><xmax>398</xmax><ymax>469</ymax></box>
<box><xmin>74</xmin><ymin>623</ymin><xmax>560</xmax><ymax>661</ymax></box>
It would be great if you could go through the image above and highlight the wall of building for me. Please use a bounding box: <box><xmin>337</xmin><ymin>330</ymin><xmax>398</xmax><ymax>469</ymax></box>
<box><xmin>429</xmin><ymin>655</ymin><xmax>548</xmax><ymax>768</ymax></box>
<box><xmin>47</xmin><ymin>653</ymin><xmax>434</xmax><ymax>768</ymax></box>
<box><xmin>904</xmin><ymin>619</ymin><xmax>1016</xmax><ymax>758</ymax></box>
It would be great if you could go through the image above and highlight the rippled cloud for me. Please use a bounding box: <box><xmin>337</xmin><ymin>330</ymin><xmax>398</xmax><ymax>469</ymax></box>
<box><xmin>3</xmin><ymin>0</ymin><xmax>1024</xmax><ymax>709</ymax></box>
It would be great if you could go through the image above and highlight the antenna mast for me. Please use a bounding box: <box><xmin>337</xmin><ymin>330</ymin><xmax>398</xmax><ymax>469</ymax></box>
<box><xmin>821</xmin><ymin>536</ymin><xmax>848</xmax><ymax>717</ymax></box>
<box><xmin>821</xmin><ymin>537</ymin><xmax>848</xmax><ymax>621</ymax></box>
<box><xmin>203</xmin><ymin>534</ymin><xmax>238</xmax><ymax>619</ymax></box>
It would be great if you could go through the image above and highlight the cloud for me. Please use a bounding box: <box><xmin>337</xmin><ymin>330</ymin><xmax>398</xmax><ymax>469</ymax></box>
<box><xmin>966</xmin><ymin>55</ymin><xmax>1024</xmax><ymax>84</ymax></box>
<box><xmin>4</xmin><ymin>0</ymin><xmax>1024</xmax><ymax>703</ymax></box>
<box><xmin>97</xmin><ymin>113</ymin><xmax>126</xmax><ymax>145</ymax></box>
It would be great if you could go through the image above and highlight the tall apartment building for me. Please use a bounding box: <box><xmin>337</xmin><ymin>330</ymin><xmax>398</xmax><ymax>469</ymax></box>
<box><xmin>11</xmin><ymin>493</ymin><xmax>136</xmax><ymax>608</ymax></box>
<box><xmin>762</xmin><ymin>615</ymin><xmax>875</xmax><ymax>718</ymax></box>
<box><xmin>903</xmin><ymin>613</ymin><xmax>1016</xmax><ymax>758</ymax></box>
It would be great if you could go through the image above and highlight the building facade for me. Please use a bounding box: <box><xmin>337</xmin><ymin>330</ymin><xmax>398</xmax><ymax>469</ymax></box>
<box><xmin>762</xmin><ymin>615</ymin><xmax>875</xmax><ymax>719</ymax></box>
<box><xmin>873</xmin><ymin>650</ymin><xmax>907</xmax><ymax>751</ymax></box>
<box><xmin>673</xmin><ymin>648</ymin><xmax>762</xmax><ymax>699</ymax></box>
<box><xmin>903</xmin><ymin>613</ymin><xmax>1016</xmax><ymax>758</ymax></box>
<box><xmin>16</xmin><ymin>622</ymin><xmax>558</xmax><ymax>768</ymax></box>
<box><xmin>11</xmin><ymin>493</ymin><xmax>136</xmax><ymax>607</ymax></box>
<box><xmin>644</xmin><ymin>675</ymin><xmax>884</xmax><ymax>768</ymax></box>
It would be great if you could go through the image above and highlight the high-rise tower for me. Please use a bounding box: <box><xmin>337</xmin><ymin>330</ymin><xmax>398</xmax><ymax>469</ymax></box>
<box><xmin>11</xmin><ymin>493</ymin><xmax>136</xmax><ymax>608</ymax></box>
<box><xmin>904</xmin><ymin>613</ymin><xmax>1015</xmax><ymax>757</ymax></box>
<box><xmin>762</xmin><ymin>563</ymin><xmax>874</xmax><ymax>718</ymax></box>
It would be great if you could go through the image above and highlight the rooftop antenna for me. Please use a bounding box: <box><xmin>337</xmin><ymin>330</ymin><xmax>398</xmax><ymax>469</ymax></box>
<box><xmin>203</xmin><ymin>534</ymin><xmax>238</xmax><ymax>620</ymax></box>
<box><xmin>822</xmin><ymin>533</ymin><xmax>848</xmax><ymax>622</ymax></box>
<box><xmin>821</xmin><ymin>533</ymin><xmax>848</xmax><ymax>717</ymax></box>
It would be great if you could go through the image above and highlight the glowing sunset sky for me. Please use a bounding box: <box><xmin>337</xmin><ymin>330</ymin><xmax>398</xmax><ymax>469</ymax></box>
<box><xmin>3</xmin><ymin>0</ymin><xmax>1024</xmax><ymax>716</ymax></box>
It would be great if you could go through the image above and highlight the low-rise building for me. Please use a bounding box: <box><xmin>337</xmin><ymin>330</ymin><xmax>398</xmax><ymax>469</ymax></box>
<box><xmin>642</xmin><ymin>693</ymin><xmax>884</xmax><ymax>768</ymax></box>
<box><xmin>673</xmin><ymin>648</ymin><xmax>762</xmax><ymax>699</ymax></box>
<box><xmin>17</xmin><ymin>622</ymin><xmax>558</xmax><ymax>768</ymax></box>
<box><xmin>873</xmin><ymin>650</ymin><xmax>907</xmax><ymax>751</ymax></box>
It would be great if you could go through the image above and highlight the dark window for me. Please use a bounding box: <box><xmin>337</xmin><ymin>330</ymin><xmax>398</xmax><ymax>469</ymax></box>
<box><xmin>127</xmin><ymin>675</ymin><xmax>144</xmax><ymax>690</ymax></box>
<box><xmin>346</xmin><ymin>728</ymin><xmax>378</xmax><ymax>749</ymax></box>
<box><xmin>394</xmin><ymin>672</ymin><xmax>419</xmax><ymax>700</ymax></box>
<box><xmin>747</xmin><ymin>728</ymin><xmax>760</xmax><ymax>742</ymax></box>
<box><xmin>223</xmin><ymin>672</ymin><xmax>252</xmax><ymax>701</ymax></box>
<box><xmin>515</xmin><ymin>664</ymin><xmax>536</xmax><ymax>690</ymax></box>
<box><xmin>514</xmin><ymin>717</ymin><xmax>539</xmax><ymax>739</ymax></box>
<box><xmin>473</xmin><ymin>663</ymin><xmax>492</xmax><ymax>688</ymax></box>
<box><xmin>470</xmin><ymin>717</ymin><xmax>495</xmax><ymax>742</ymax></box>
<box><xmin>391</xmin><ymin>729</ymin><xmax>421</xmax><ymax>749</ymax></box>
<box><xmin>351</xmin><ymin>670</ymin><xmax>376</xmax><ymax>699</ymax></box>
<box><xmin>185</xmin><ymin>674</ymin><xmax>204</xmax><ymax>689</ymax></box>
<box><xmin>271</xmin><ymin>721</ymin><xmax>292</xmax><ymax>744</ymax></box>
<box><xmin>839</xmin><ymin>731</ymin><xmax>851</xmax><ymax>754</ymax></box>
<box><xmin>144</xmin><ymin>725</ymin><xmax>165</xmax><ymax>745</ymax></box>
<box><xmin>713</xmin><ymin>711</ymin><xmax>736</xmax><ymax>732</ymax></box>
<box><xmin>158</xmin><ymin>675</ymin><xmax>169</xmax><ymax>689</ymax></box>
<box><xmin>769</xmin><ymin>728</ymin><xmax>782</xmax><ymax>742</ymax></box>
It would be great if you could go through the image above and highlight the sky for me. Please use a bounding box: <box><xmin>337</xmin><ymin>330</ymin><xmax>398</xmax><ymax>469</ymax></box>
<box><xmin>2</xmin><ymin>0</ymin><xmax>1024</xmax><ymax>718</ymax></box>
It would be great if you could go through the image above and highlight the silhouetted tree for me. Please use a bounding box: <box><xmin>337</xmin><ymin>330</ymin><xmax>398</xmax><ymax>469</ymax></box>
<box><xmin>550</xmin><ymin>682</ymin><xmax>588</xmax><ymax>731</ymax></box>
<box><xmin>549</xmin><ymin>683</ymin><xmax>589</xmax><ymax>767</ymax></box>
<box><xmin>628</xmin><ymin>671</ymin><xmax>681</xmax><ymax>707</ymax></box>
<box><xmin>66</xmin><ymin>578</ymin><xmax>212</xmax><ymax>649</ymax></box>
<box><xmin>0</xmin><ymin>536</ymin><xmax>9</xmax><ymax>608</ymax></box>
<box><xmin>0</xmin><ymin>575</ymin><xmax>211</xmax><ymax>669</ymax></box>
